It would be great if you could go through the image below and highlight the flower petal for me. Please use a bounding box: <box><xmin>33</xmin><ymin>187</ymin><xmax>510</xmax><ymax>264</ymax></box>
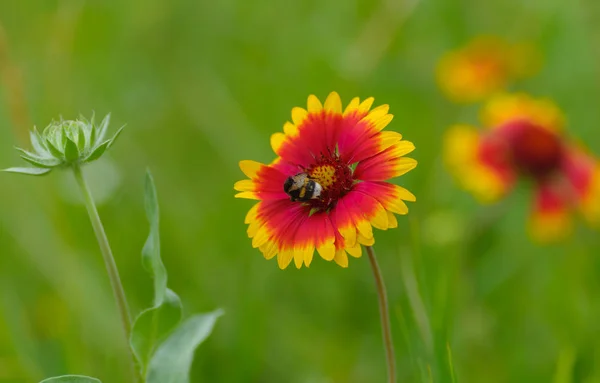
<box><xmin>307</xmin><ymin>94</ymin><xmax>323</xmax><ymax>113</ymax></box>
<box><xmin>582</xmin><ymin>165</ymin><xmax>600</xmax><ymax>225</ymax></box>
<box><xmin>239</xmin><ymin>160</ymin><xmax>262</xmax><ymax>178</ymax></box>
<box><xmin>333</xmin><ymin>196</ymin><xmax>375</xmax><ymax>250</ymax></box>
<box><xmin>561</xmin><ymin>148</ymin><xmax>600</xmax><ymax>225</ymax></box>
<box><xmin>354</xmin><ymin>141</ymin><xmax>417</xmax><ymax>181</ymax></box>
<box><xmin>481</xmin><ymin>93</ymin><xmax>564</xmax><ymax>132</ymax></box>
<box><xmin>272</xmin><ymin>95</ymin><xmax>349</xmax><ymax>167</ymax></box>
<box><xmin>246</xmin><ymin>200</ymin><xmax>310</xmax><ymax>267</ymax></box>
<box><xmin>278</xmin><ymin>249</ymin><xmax>294</xmax><ymax>269</ymax></box>
<box><xmin>345</xmin><ymin>243</ymin><xmax>362</xmax><ymax>258</ymax></box>
<box><xmin>235</xmin><ymin>160</ymin><xmax>289</xmax><ymax>200</ymax></box>
<box><xmin>336</xmin><ymin>104</ymin><xmax>396</xmax><ymax>163</ymax></box>
<box><xmin>443</xmin><ymin>124</ymin><xmax>514</xmax><ymax>202</ymax></box>
<box><xmin>436</xmin><ymin>36</ymin><xmax>512</xmax><ymax>103</ymax></box>
<box><xmin>339</xmin><ymin>188</ymin><xmax>388</xmax><ymax>234</ymax></box>
<box><xmin>386</xmin><ymin>211</ymin><xmax>398</xmax><ymax>228</ymax></box>
<box><xmin>353</xmin><ymin>181</ymin><xmax>415</xmax><ymax>216</ymax></box>
<box><xmin>324</xmin><ymin>92</ymin><xmax>342</xmax><ymax>113</ymax></box>
<box><xmin>284</xmin><ymin>210</ymin><xmax>337</xmax><ymax>267</ymax></box>
<box><xmin>292</xmin><ymin>107</ymin><xmax>308</xmax><ymax>126</ymax></box>
<box><xmin>333</xmin><ymin>198</ymin><xmax>358</xmax><ymax>247</ymax></box>
<box><xmin>333</xmin><ymin>249</ymin><xmax>349</xmax><ymax>268</ymax></box>
<box><xmin>529</xmin><ymin>182</ymin><xmax>572</xmax><ymax>242</ymax></box>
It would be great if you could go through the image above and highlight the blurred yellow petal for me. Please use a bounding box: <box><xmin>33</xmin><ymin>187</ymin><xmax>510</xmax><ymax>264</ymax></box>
<box><xmin>307</xmin><ymin>95</ymin><xmax>323</xmax><ymax>113</ymax></box>
<box><xmin>324</xmin><ymin>92</ymin><xmax>342</xmax><ymax>113</ymax></box>
<box><xmin>358</xmin><ymin>97</ymin><xmax>375</xmax><ymax>113</ymax></box>
<box><xmin>303</xmin><ymin>247</ymin><xmax>315</xmax><ymax>267</ymax></box>
<box><xmin>239</xmin><ymin>160</ymin><xmax>262</xmax><ymax>178</ymax></box>
<box><xmin>235</xmin><ymin>191</ymin><xmax>258</xmax><ymax>200</ymax></box>
<box><xmin>234</xmin><ymin>180</ymin><xmax>254</xmax><ymax>192</ymax></box>
<box><xmin>346</xmin><ymin>243</ymin><xmax>362</xmax><ymax>258</ymax></box>
<box><xmin>386</xmin><ymin>211</ymin><xmax>398</xmax><ymax>228</ymax></box>
<box><xmin>357</xmin><ymin>233</ymin><xmax>375</xmax><ymax>246</ymax></box>
<box><xmin>291</xmin><ymin>107</ymin><xmax>308</xmax><ymax>126</ymax></box>
<box><xmin>283</xmin><ymin>121</ymin><xmax>298</xmax><ymax>136</ymax></box>
<box><xmin>277</xmin><ymin>250</ymin><xmax>294</xmax><ymax>269</ymax></box>
<box><xmin>317</xmin><ymin>242</ymin><xmax>336</xmax><ymax>261</ymax></box>
<box><xmin>271</xmin><ymin>132</ymin><xmax>286</xmax><ymax>153</ymax></box>
<box><xmin>333</xmin><ymin>249</ymin><xmax>349</xmax><ymax>268</ymax></box>
<box><xmin>343</xmin><ymin>97</ymin><xmax>361</xmax><ymax>115</ymax></box>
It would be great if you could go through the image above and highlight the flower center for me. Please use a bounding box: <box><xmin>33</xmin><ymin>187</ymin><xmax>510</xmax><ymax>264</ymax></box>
<box><xmin>505</xmin><ymin>120</ymin><xmax>564</xmax><ymax>179</ymax></box>
<box><xmin>309</xmin><ymin>165</ymin><xmax>337</xmax><ymax>189</ymax></box>
<box><xmin>306</xmin><ymin>153</ymin><xmax>353</xmax><ymax>210</ymax></box>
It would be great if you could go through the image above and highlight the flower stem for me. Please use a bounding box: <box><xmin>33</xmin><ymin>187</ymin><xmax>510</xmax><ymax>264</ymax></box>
<box><xmin>366</xmin><ymin>245</ymin><xmax>396</xmax><ymax>383</ymax></box>
<box><xmin>72</xmin><ymin>165</ymin><xmax>136</xmax><ymax>379</ymax></box>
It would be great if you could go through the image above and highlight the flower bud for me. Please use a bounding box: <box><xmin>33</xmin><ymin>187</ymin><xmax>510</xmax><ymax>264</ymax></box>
<box><xmin>3</xmin><ymin>114</ymin><xmax>123</xmax><ymax>176</ymax></box>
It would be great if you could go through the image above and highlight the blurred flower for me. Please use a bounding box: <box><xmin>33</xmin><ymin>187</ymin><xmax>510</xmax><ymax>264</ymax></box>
<box><xmin>3</xmin><ymin>114</ymin><xmax>123</xmax><ymax>176</ymax></box>
<box><xmin>444</xmin><ymin>93</ymin><xmax>600</xmax><ymax>240</ymax></box>
<box><xmin>235</xmin><ymin>92</ymin><xmax>417</xmax><ymax>269</ymax></box>
<box><xmin>436</xmin><ymin>36</ymin><xmax>539</xmax><ymax>103</ymax></box>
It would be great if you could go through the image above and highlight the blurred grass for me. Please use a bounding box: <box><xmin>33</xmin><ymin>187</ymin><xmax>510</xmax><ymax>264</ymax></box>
<box><xmin>1</xmin><ymin>0</ymin><xmax>600</xmax><ymax>382</ymax></box>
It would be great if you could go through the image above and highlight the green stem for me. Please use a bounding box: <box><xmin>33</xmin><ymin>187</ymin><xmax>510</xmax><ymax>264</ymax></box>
<box><xmin>72</xmin><ymin>165</ymin><xmax>137</xmax><ymax>380</ymax></box>
<box><xmin>366</xmin><ymin>245</ymin><xmax>396</xmax><ymax>383</ymax></box>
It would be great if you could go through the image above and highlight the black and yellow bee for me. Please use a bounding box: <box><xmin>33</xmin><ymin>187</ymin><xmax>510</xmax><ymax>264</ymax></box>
<box><xmin>283</xmin><ymin>173</ymin><xmax>323</xmax><ymax>202</ymax></box>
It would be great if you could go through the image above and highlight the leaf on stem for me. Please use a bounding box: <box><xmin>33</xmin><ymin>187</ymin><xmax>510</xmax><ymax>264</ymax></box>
<box><xmin>2</xmin><ymin>167</ymin><xmax>52</xmax><ymax>176</ymax></box>
<box><xmin>146</xmin><ymin>310</ymin><xmax>224</xmax><ymax>383</ymax></box>
<box><xmin>130</xmin><ymin>289</ymin><xmax>182</xmax><ymax>374</ymax></box>
<box><xmin>84</xmin><ymin>141</ymin><xmax>110</xmax><ymax>163</ymax></box>
<box><xmin>96</xmin><ymin>113</ymin><xmax>111</xmax><ymax>144</ymax></box>
<box><xmin>30</xmin><ymin>127</ymin><xmax>49</xmax><ymax>155</ymax></box>
<box><xmin>142</xmin><ymin>170</ymin><xmax>168</xmax><ymax>306</ymax></box>
<box><xmin>107</xmin><ymin>125</ymin><xmax>125</xmax><ymax>149</ymax></box>
<box><xmin>39</xmin><ymin>375</ymin><xmax>101</xmax><ymax>383</ymax></box>
<box><xmin>64</xmin><ymin>137</ymin><xmax>80</xmax><ymax>162</ymax></box>
<box><xmin>45</xmin><ymin>139</ymin><xmax>64</xmax><ymax>159</ymax></box>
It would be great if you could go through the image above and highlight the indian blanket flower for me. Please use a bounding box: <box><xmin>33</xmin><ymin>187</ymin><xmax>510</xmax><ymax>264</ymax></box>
<box><xmin>436</xmin><ymin>36</ymin><xmax>539</xmax><ymax>103</ymax></box>
<box><xmin>445</xmin><ymin>93</ymin><xmax>600</xmax><ymax>240</ymax></box>
<box><xmin>235</xmin><ymin>92</ymin><xmax>417</xmax><ymax>269</ymax></box>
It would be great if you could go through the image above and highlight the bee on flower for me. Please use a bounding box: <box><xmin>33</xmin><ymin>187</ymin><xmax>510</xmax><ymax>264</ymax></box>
<box><xmin>436</xmin><ymin>36</ymin><xmax>539</xmax><ymax>103</ymax></box>
<box><xmin>234</xmin><ymin>92</ymin><xmax>417</xmax><ymax>269</ymax></box>
<box><xmin>444</xmin><ymin>93</ymin><xmax>600</xmax><ymax>240</ymax></box>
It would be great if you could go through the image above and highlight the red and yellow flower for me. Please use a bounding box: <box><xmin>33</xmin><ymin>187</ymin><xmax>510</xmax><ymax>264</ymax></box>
<box><xmin>235</xmin><ymin>92</ymin><xmax>417</xmax><ymax>269</ymax></box>
<box><xmin>436</xmin><ymin>36</ymin><xmax>539</xmax><ymax>103</ymax></box>
<box><xmin>445</xmin><ymin>93</ymin><xmax>600</xmax><ymax>240</ymax></box>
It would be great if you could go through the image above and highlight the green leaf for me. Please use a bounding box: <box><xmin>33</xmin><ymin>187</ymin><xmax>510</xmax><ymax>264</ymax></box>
<box><xmin>30</xmin><ymin>127</ymin><xmax>49</xmax><ymax>155</ymax></box>
<box><xmin>146</xmin><ymin>310</ymin><xmax>223</xmax><ymax>383</ymax></box>
<box><xmin>21</xmin><ymin>156</ymin><xmax>57</xmax><ymax>168</ymax></box>
<box><xmin>83</xmin><ymin>141</ymin><xmax>110</xmax><ymax>163</ymax></box>
<box><xmin>130</xmin><ymin>289</ymin><xmax>183</xmax><ymax>374</ymax></box>
<box><xmin>2</xmin><ymin>167</ymin><xmax>52</xmax><ymax>176</ymax></box>
<box><xmin>77</xmin><ymin>125</ymin><xmax>87</xmax><ymax>151</ymax></box>
<box><xmin>46</xmin><ymin>124</ymin><xmax>64</xmax><ymax>151</ymax></box>
<box><xmin>45</xmin><ymin>139</ymin><xmax>64</xmax><ymax>159</ymax></box>
<box><xmin>142</xmin><ymin>170</ymin><xmax>167</xmax><ymax>306</ymax></box>
<box><xmin>89</xmin><ymin>113</ymin><xmax>97</xmax><ymax>146</ymax></box>
<box><xmin>107</xmin><ymin>125</ymin><xmax>125</xmax><ymax>149</ymax></box>
<box><xmin>16</xmin><ymin>148</ymin><xmax>61</xmax><ymax>168</ymax></box>
<box><xmin>39</xmin><ymin>375</ymin><xmax>101</xmax><ymax>383</ymax></box>
<box><xmin>64</xmin><ymin>137</ymin><xmax>79</xmax><ymax>162</ymax></box>
<box><xmin>96</xmin><ymin>113</ymin><xmax>111</xmax><ymax>144</ymax></box>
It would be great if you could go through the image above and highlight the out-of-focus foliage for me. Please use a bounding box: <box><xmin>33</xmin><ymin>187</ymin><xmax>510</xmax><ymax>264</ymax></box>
<box><xmin>1</xmin><ymin>0</ymin><xmax>599</xmax><ymax>382</ymax></box>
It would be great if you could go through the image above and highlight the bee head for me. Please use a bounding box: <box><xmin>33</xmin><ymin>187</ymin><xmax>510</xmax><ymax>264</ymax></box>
<box><xmin>283</xmin><ymin>176</ymin><xmax>295</xmax><ymax>193</ymax></box>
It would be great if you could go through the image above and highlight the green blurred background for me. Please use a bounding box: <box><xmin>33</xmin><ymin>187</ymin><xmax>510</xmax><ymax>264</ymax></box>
<box><xmin>1</xmin><ymin>0</ymin><xmax>600</xmax><ymax>382</ymax></box>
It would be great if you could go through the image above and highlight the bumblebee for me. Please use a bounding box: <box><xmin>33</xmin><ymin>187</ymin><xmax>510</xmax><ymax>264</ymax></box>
<box><xmin>283</xmin><ymin>173</ymin><xmax>323</xmax><ymax>202</ymax></box>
